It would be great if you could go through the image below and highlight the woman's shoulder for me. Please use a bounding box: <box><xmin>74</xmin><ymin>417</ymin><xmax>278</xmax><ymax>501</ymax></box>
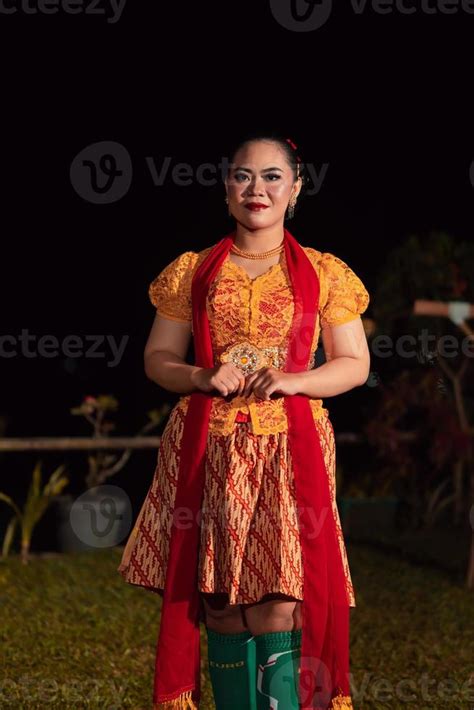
<box><xmin>156</xmin><ymin>245</ymin><xmax>214</xmax><ymax>276</ymax></box>
<box><xmin>302</xmin><ymin>245</ymin><xmax>331</xmax><ymax>273</ymax></box>
<box><xmin>147</xmin><ymin>244</ymin><xmax>220</xmax><ymax>318</ymax></box>
<box><xmin>195</xmin><ymin>245</ymin><xmax>215</xmax><ymax>265</ymax></box>
<box><xmin>173</xmin><ymin>245</ymin><xmax>215</xmax><ymax>265</ymax></box>
<box><xmin>302</xmin><ymin>245</ymin><xmax>323</xmax><ymax>264</ymax></box>
<box><xmin>302</xmin><ymin>246</ymin><xmax>357</xmax><ymax>275</ymax></box>
<box><xmin>303</xmin><ymin>247</ymin><xmax>370</xmax><ymax>325</ymax></box>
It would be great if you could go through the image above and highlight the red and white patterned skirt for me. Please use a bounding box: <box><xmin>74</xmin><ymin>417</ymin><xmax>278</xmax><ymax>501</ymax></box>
<box><xmin>117</xmin><ymin>400</ymin><xmax>355</xmax><ymax>609</ymax></box>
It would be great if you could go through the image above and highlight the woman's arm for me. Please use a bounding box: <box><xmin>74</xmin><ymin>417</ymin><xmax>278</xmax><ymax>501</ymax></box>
<box><xmin>144</xmin><ymin>313</ymin><xmax>201</xmax><ymax>394</ymax></box>
<box><xmin>290</xmin><ymin>317</ymin><xmax>370</xmax><ymax>398</ymax></box>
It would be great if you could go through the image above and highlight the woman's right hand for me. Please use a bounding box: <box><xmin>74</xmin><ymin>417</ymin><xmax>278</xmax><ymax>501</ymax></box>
<box><xmin>191</xmin><ymin>362</ymin><xmax>246</xmax><ymax>397</ymax></box>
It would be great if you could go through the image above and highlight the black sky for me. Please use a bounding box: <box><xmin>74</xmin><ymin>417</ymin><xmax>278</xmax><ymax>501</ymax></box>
<box><xmin>0</xmin><ymin>0</ymin><xmax>472</xmax><ymax>446</ymax></box>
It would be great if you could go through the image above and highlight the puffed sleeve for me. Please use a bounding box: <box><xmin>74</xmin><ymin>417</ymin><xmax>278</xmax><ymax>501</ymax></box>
<box><xmin>319</xmin><ymin>252</ymin><xmax>370</xmax><ymax>328</ymax></box>
<box><xmin>148</xmin><ymin>251</ymin><xmax>197</xmax><ymax>323</ymax></box>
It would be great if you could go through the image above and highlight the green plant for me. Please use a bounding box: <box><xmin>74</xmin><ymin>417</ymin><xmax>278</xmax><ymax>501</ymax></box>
<box><xmin>373</xmin><ymin>231</ymin><xmax>474</xmax><ymax>332</ymax></box>
<box><xmin>367</xmin><ymin>233</ymin><xmax>474</xmax><ymax>526</ymax></box>
<box><xmin>0</xmin><ymin>460</ymin><xmax>69</xmax><ymax>564</ymax></box>
<box><xmin>70</xmin><ymin>394</ymin><xmax>170</xmax><ymax>489</ymax></box>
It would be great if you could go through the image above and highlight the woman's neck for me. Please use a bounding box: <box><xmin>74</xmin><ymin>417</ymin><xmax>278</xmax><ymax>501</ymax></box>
<box><xmin>233</xmin><ymin>224</ymin><xmax>285</xmax><ymax>253</ymax></box>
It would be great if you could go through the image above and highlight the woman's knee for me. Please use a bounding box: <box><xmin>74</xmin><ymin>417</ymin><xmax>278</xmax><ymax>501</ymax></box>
<box><xmin>242</xmin><ymin>599</ymin><xmax>302</xmax><ymax>635</ymax></box>
<box><xmin>201</xmin><ymin>594</ymin><xmax>247</xmax><ymax>634</ymax></box>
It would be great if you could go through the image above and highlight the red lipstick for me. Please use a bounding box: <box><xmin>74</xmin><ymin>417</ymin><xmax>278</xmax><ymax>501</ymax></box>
<box><xmin>245</xmin><ymin>202</ymin><xmax>269</xmax><ymax>211</ymax></box>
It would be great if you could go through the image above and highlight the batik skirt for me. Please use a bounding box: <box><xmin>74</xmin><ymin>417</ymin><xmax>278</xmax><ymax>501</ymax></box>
<box><xmin>117</xmin><ymin>397</ymin><xmax>355</xmax><ymax>612</ymax></box>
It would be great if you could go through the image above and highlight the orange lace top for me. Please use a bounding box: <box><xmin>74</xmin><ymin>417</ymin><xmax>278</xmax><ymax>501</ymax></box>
<box><xmin>148</xmin><ymin>245</ymin><xmax>370</xmax><ymax>435</ymax></box>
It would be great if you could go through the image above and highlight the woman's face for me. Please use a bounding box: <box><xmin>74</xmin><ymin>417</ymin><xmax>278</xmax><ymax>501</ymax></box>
<box><xmin>225</xmin><ymin>140</ymin><xmax>301</xmax><ymax>229</ymax></box>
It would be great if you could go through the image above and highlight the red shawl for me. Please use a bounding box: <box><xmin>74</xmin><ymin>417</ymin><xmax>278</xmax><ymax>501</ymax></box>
<box><xmin>153</xmin><ymin>228</ymin><xmax>351</xmax><ymax>709</ymax></box>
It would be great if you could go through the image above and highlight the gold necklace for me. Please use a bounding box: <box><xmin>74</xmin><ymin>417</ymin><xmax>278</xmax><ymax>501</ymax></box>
<box><xmin>230</xmin><ymin>241</ymin><xmax>284</xmax><ymax>260</ymax></box>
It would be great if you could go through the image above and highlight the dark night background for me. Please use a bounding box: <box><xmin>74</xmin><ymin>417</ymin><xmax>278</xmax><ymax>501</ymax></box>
<box><xmin>0</xmin><ymin>1</ymin><xmax>472</xmax><ymax>547</ymax></box>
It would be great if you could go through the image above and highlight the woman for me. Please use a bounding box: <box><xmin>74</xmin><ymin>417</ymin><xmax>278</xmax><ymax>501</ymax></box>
<box><xmin>118</xmin><ymin>132</ymin><xmax>370</xmax><ymax>709</ymax></box>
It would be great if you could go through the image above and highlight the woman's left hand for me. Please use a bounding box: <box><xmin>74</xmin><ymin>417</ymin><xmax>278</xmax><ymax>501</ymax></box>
<box><xmin>242</xmin><ymin>368</ymin><xmax>299</xmax><ymax>400</ymax></box>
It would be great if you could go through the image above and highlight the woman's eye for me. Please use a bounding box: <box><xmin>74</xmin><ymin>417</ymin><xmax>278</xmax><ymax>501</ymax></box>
<box><xmin>233</xmin><ymin>173</ymin><xmax>281</xmax><ymax>182</ymax></box>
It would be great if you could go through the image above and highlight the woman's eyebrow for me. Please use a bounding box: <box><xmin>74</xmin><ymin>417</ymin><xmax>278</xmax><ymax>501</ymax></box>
<box><xmin>232</xmin><ymin>166</ymin><xmax>284</xmax><ymax>173</ymax></box>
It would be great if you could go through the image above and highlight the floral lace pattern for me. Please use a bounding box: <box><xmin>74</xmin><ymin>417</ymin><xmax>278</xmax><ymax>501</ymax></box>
<box><xmin>148</xmin><ymin>244</ymin><xmax>369</xmax><ymax>435</ymax></box>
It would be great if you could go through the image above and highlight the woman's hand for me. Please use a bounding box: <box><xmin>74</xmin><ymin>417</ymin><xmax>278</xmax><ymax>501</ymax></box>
<box><xmin>242</xmin><ymin>367</ymin><xmax>299</xmax><ymax>400</ymax></box>
<box><xmin>191</xmin><ymin>362</ymin><xmax>246</xmax><ymax>397</ymax></box>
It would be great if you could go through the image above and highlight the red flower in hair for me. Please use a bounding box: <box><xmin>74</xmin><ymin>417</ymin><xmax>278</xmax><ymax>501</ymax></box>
<box><xmin>285</xmin><ymin>137</ymin><xmax>302</xmax><ymax>163</ymax></box>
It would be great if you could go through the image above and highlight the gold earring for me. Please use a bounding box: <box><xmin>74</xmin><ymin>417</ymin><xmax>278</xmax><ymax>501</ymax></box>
<box><xmin>287</xmin><ymin>195</ymin><xmax>297</xmax><ymax>220</ymax></box>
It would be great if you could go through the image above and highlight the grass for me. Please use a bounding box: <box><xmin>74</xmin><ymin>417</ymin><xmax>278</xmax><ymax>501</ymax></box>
<box><xmin>0</xmin><ymin>542</ymin><xmax>473</xmax><ymax>709</ymax></box>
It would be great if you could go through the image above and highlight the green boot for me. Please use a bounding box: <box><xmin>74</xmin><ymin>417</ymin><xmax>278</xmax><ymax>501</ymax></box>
<box><xmin>206</xmin><ymin>627</ymin><xmax>257</xmax><ymax>710</ymax></box>
<box><xmin>255</xmin><ymin>628</ymin><xmax>302</xmax><ymax>710</ymax></box>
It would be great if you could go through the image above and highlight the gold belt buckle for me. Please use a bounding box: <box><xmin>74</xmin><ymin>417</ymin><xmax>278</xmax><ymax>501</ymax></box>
<box><xmin>219</xmin><ymin>340</ymin><xmax>282</xmax><ymax>375</ymax></box>
<box><xmin>219</xmin><ymin>341</ymin><xmax>316</xmax><ymax>374</ymax></box>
